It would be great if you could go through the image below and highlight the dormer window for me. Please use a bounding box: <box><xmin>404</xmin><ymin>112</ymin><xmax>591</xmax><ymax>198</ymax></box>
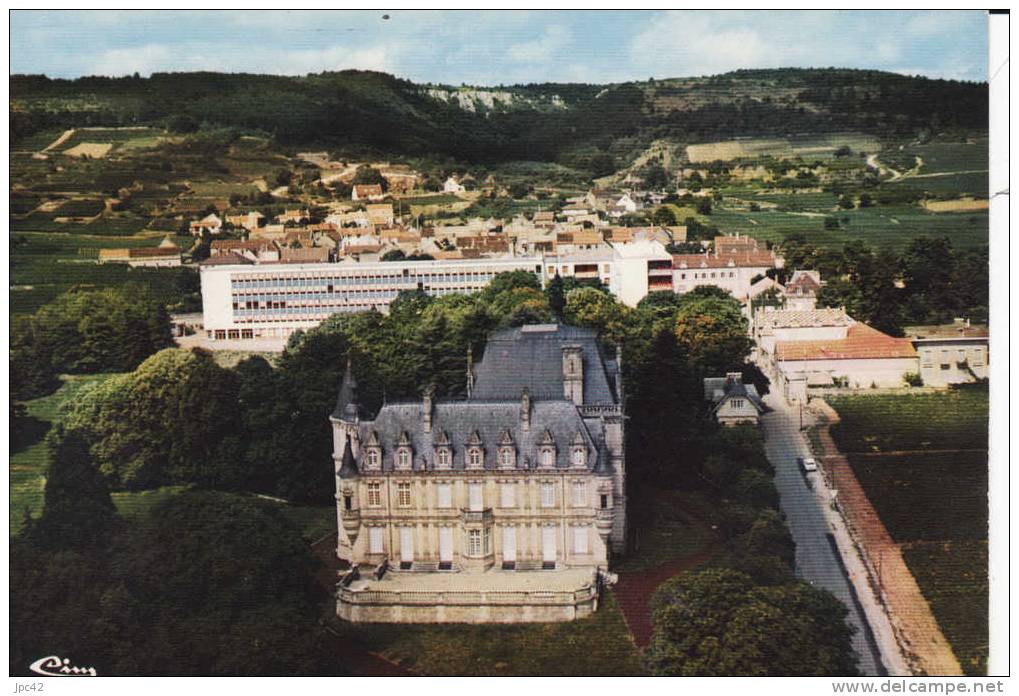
<box><xmin>366</xmin><ymin>448</ymin><xmax>381</xmax><ymax>470</ymax></box>
<box><xmin>468</xmin><ymin>448</ymin><xmax>483</xmax><ymax>469</ymax></box>
<box><xmin>498</xmin><ymin>447</ymin><xmax>515</xmax><ymax>469</ymax></box>
<box><xmin>540</xmin><ymin>449</ymin><xmax>555</xmax><ymax>468</ymax></box>
<box><xmin>395</xmin><ymin>432</ymin><xmax>413</xmax><ymax>469</ymax></box>
<box><xmin>436</xmin><ymin>447</ymin><xmax>452</xmax><ymax>469</ymax></box>
<box><xmin>572</xmin><ymin>448</ymin><xmax>587</xmax><ymax>468</ymax></box>
<box><xmin>397</xmin><ymin>449</ymin><xmax>412</xmax><ymax>469</ymax></box>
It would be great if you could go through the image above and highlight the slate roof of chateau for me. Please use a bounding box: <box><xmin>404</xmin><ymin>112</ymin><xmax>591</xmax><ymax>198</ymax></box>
<box><xmin>470</xmin><ymin>324</ymin><xmax>619</xmax><ymax>405</ymax></box>
<box><xmin>356</xmin><ymin>399</ymin><xmax>608</xmax><ymax>473</ymax></box>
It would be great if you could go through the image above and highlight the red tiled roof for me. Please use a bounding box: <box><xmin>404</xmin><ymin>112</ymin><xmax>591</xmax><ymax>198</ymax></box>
<box><xmin>200</xmin><ymin>252</ymin><xmax>254</xmax><ymax>266</ymax></box>
<box><xmin>672</xmin><ymin>250</ymin><xmax>776</xmax><ymax>268</ymax></box>
<box><xmin>775</xmin><ymin>323</ymin><xmax>918</xmax><ymax>361</ymax></box>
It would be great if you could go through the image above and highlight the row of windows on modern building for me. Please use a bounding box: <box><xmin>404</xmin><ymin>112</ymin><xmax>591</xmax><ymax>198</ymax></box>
<box><xmin>364</xmin><ymin>524</ymin><xmax>593</xmax><ymax>565</ymax></box>
<box><xmin>228</xmin><ymin>270</ymin><xmax>511</xmax><ymax>291</ymax></box>
<box><xmin>352</xmin><ymin>480</ymin><xmax>601</xmax><ymax>511</ymax></box>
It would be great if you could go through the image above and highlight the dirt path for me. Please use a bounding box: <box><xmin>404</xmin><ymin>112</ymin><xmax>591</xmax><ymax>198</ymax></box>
<box><xmin>867</xmin><ymin>153</ymin><xmax>903</xmax><ymax>181</ymax></box>
<box><xmin>41</xmin><ymin>128</ymin><xmax>75</xmax><ymax>153</ymax></box>
<box><xmin>812</xmin><ymin>403</ymin><xmax>963</xmax><ymax>675</ymax></box>
<box><xmin>612</xmin><ymin>536</ymin><xmax>721</xmax><ymax>649</ymax></box>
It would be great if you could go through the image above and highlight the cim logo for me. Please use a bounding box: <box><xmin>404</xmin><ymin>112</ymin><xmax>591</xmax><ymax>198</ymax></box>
<box><xmin>29</xmin><ymin>656</ymin><xmax>97</xmax><ymax>677</ymax></box>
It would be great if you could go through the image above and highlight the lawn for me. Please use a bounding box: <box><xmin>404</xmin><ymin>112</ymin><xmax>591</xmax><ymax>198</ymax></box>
<box><xmin>10</xmin><ymin>374</ymin><xmax>122</xmax><ymax>535</ymax></box>
<box><xmin>613</xmin><ymin>489</ymin><xmax>714</xmax><ymax>573</ymax></box>
<box><xmin>329</xmin><ymin>589</ymin><xmax>645</xmax><ymax>676</ymax></box>
<box><xmin>825</xmin><ymin>386</ymin><xmax>989</xmax><ymax>674</ymax></box>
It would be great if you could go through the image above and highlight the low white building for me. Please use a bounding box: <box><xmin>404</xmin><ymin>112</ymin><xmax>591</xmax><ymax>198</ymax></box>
<box><xmin>784</xmin><ymin>270</ymin><xmax>822</xmax><ymax>311</ymax></box>
<box><xmin>765</xmin><ymin>315</ymin><xmax>919</xmax><ymax>402</ymax></box>
<box><xmin>905</xmin><ymin>320</ymin><xmax>989</xmax><ymax>386</ymax></box>
<box><xmin>443</xmin><ymin>176</ymin><xmax>466</xmax><ymax>193</ymax></box>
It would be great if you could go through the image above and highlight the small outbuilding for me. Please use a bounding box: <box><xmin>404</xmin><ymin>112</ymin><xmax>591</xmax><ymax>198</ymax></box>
<box><xmin>703</xmin><ymin>372</ymin><xmax>765</xmax><ymax>426</ymax></box>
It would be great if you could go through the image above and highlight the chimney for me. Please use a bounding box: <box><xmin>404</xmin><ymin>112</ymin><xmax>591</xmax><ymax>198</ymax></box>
<box><xmin>422</xmin><ymin>386</ymin><xmax>435</xmax><ymax>433</ymax></box>
<box><xmin>562</xmin><ymin>345</ymin><xmax>584</xmax><ymax>406</ymax></box>
<box><xmin>520</xmin><ymin>388</ymin><xmax>531</xmax><ymax>432</ymax></box>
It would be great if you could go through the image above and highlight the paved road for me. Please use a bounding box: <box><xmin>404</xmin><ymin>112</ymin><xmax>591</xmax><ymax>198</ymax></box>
<box><xmin>760</xmin><ymin>393</ymin><xmax>885</xmax><ymax>676</ymax></box>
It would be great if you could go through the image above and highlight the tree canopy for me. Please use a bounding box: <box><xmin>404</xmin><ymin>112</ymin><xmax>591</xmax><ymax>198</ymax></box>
<box><xmin>646</xmin><ymin>568</ymin><xmax>858</xmax><ymax>676</ymax></box>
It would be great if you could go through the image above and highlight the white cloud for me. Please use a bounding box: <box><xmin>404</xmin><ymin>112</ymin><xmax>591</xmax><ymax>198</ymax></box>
<box><xmin>507</xmin><ymin>25</ymin><xmax>571</xmax><ymax>63</ymax></box>
<box><xmin>629</xmin><ymin>12</ymin><xmax>790</xmax><ymax>78</ymax></box>
<box><xmin>82</xmin><ymin>42</ymin><xmax>397</xmax><ymax>77</ymax></box>
<box><xmin>87</xmin><ymin>44</ymin><xmax>175</xmax><ymax>77</ymax></box>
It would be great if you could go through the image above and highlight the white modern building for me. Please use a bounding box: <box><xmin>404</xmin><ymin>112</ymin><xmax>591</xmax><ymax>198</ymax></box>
<box><xmin>200</xmin><ymin>256</ymin><xmax>544</xmax><ymax>341</ymax></box>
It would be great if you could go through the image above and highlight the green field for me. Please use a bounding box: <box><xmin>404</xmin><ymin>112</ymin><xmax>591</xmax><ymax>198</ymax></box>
<box><xmin>329</xmin><ymin>589</ymin><xmax>644</xmax><ymax>676</ymax></box>
<box><xmin>58</xmin><ymin>127</ymin><xmax>168</xmax><ymax>154</ymax></box>
<box><xmin>902</xmin><ymin>540</ymin><xmax>989</xmax><ymax>677</ymax></box>
<box><xmin>10</xmin><ymin>374</ymin><xmax>121</xmax><ymax>534</ymax></box>
<box><xmin>826</xmin><ymin>386</ymin><xmax>989</xmax><ymax>675</ymax></box>
<box><xmin>710</xmin><ymin>205</ymin><xmax>988</xmax><ymax>252</ymax></box>
<box><xmin>827</xmin><ymin>387</ymin><xmax>989</xmax><ymax>452</ymax></box>
<box><xmin>10</xmin><ymin>231</ymin><xmax>196</xmax><ymax>315</ymax></box>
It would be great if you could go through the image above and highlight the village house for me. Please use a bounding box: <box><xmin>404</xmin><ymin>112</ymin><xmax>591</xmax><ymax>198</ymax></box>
<box><xmin>443</xmin><ymin>176</ymin><xmax>466</xmax><ymax>193</ymax></box>
<box><xmin>784</xmin><ymin>270</ymin><xmax>823</xmax><ymax>311</ymax></box>
<box><xmin>189</xmin><ymin>213</ymin><xmax>223</xmax><ymax>236</ymax></box>
<box><xmin>225</xmin><ymin>211</ymin><xmax>265</xmax><ymax>231</ymax></box>
<box><xmin>905</xmin><ymin>320</ymin><xmax>989</xmax><ymax>387</ymax></box>
<box><xmin>276</xmin><ymin>208</ymin><xmax>311</xmax><ymax>225</ymax></box>
<box><xmin>703</xmin><ymin>373</ymin><xmax>765</xmax><ymax>426</ymax></box>
<box><xmin>672</xmin><ymin>234</ymin><xmax>782</xmax><ymax>301</ymax></box>
<box><xmin>210</xmin><ymin>239</ymin><xmax>281</xmax><ymax>263</ymax></box>
<box><xmin>332</xmin><ymin>324</ymin><xmax>625</xmax><ymax>623</ymax></box>
<box><xmin>366</xmin><ymin>203</ymin><xmax>395</xmax><ymax>226</ymax></box>
<box><xmin>352</xmin><ymin>184</ymin><xmax>385</xmax><ymax>201</ymax></box>
<box><xmin>98</xmin><ymin>237</ymin><xmax>182</xmax><ymax>268</ymax></box>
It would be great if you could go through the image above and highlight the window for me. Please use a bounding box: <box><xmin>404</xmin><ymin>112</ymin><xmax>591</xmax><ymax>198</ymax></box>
<box><xmin>367</xmin><ymin>449</ymin><xmax>380</xmax><ymax>469</ymax></box>
<box><xmin>369</xmin><ymin>527</ymin><xmax>384</xmax><ymax>554</ymax></box>
<box><xmin>398</xmin><ymin>449</ymin><xmax>411</xmax><ymax>468</ymax></box>
<box><xmin>467</xmin><ymin>529</ymin><xmax>483</xmax><ymax>556</ymax></box>
<box><xmin>500</xmin><ymin>483</ymin><xmax>516</xmax><ymax>508</ymax></box>
<box><xmin>574</xmin><ymin>527</ymin><xmax>589</xmax><ymax>554</ymax></box>
<box><xmin>437</xmin><ymin>448</ymin><xmax>451</xmax><ymax>469</ymax></box>
<box><xmin>468</xmin><ymin>483</ymin><xmax>483</xmax><ymax>511</ymax></box>
<box><xmin>399</xmin><ymin>527</ymin><xmax>414</xmax><ymax>567</ymax></box>
<box><xmin>572</xmin><ymin>448</ymin><xmax>586</xmax><ymax>467</ymax></box>
<box><xmin>397</xmin><ymin>482</ymin><xmax>412</xmax><ymax>507</ymax></box>
<box><xmin>468</xmin><ymin>448</ymin><xmax>482</xmax><ymax>468</ymax></box>
<box><xmin>541</xmin><ymin>482</ymin><xmax>556</xmax><ymax>508</ymax></box>
<box><xmin>502</xmin><ymin>526</ymin><xmax>517</xmax><ymax>568</ymax></box>
<box><xmin>438</xmin><ymin>527</ymin><xmax>453</xmax><ymax>567</ymax></box>
<box><xmin>499</xmin><ymin>448</ymin><xmax>514</xmax><ymax>468</ymax></box>
<box><xmin>572</xmin><ymin>481</ymin><xmax>587</xmax><ymax>507</ymax></box>
<box><xmin>600</xmin><ymin>494</ymin><xmax>609</xmax><ymax>509</ymax></box>
<box><xmin>437</xmin><ymin>483</ymin><xmax>452</xmax><ymax>509</ymax></box>
<box><xmin>343</xmin><ymin>495</ymin><xmax>352</xmax><ymax>511</ymax></box>
<box><xmin>367</xmin><ymin>482</ymin><xmax>382</xmax><ymax>507</ymax></box>
<box><xmin>731</xmin><ymin>398</ymin><xmax>744</xmax><ymax>409</ymax></box>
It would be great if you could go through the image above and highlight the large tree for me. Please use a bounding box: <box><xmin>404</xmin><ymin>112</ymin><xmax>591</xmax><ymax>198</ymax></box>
<box><xmin>646</xmin><ymin>568</ymin><xmax>858</xmax><ymax>676</ymax></box>
<box><xmin>673</xmin><ymin>292</ymin><xmax>753</xmax><ymax>376</ymax></box>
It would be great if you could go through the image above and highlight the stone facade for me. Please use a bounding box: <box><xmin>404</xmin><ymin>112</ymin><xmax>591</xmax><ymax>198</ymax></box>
<box><xmin>330</xmin><ymin>324</ymin><xmax>626</xmax><ymax>622</ymax></box>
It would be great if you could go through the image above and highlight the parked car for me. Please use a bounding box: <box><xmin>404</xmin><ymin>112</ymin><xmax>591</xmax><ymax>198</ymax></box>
<box><xmin>797</xmin><ymin>456</ymin><xmax>818</xmax><ymax>474</ymax></box>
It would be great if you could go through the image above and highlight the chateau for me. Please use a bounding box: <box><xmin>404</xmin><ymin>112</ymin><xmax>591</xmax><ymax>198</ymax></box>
<box><xmin>330</xmin><ymin>324</ymin><xmax>626</xmax><ymax>623</ymax></box>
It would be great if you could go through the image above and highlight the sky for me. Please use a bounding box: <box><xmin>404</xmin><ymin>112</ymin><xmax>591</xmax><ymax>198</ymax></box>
<box><xmin>10</xmin><ymin>10</ymin><xmax>989</xmax><ymax>85</ymax></box>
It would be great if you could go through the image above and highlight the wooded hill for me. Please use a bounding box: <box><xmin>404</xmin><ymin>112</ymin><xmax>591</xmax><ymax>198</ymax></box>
<box><xmin>11</xmin><ymin>68</ymin><xmax>988</xmax><ymax>164</ymax></box>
